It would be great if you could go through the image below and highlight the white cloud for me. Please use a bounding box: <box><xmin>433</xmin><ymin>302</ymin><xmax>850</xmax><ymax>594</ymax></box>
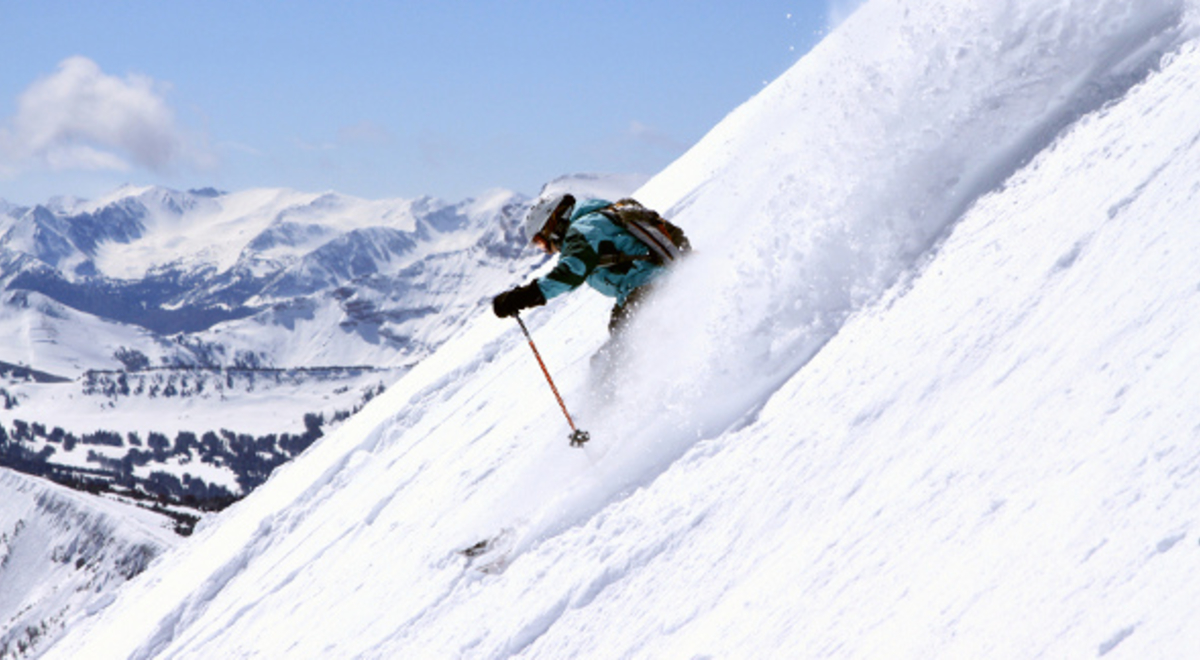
<box><xmin>0</xmin><ymin>56</ymin><xmax>212</xmax><ymax>176</ymax></box>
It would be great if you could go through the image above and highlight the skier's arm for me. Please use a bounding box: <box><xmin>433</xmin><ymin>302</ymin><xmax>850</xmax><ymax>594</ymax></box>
<box><xmin>536</xmin><ymin>230</ymin><xmax>599</xmax><ymax>300</ymax></box>
<box><xmin>492</xmin><ymin>228</ymin><xmax>599</xmax><ymax>318</ymax></box>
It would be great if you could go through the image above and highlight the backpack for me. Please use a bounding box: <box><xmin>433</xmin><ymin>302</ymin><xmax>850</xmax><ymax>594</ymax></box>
<box><xmin>597</xmin><ymin>198</ymin><xmax>691</xmax><ymax>266</ymax></box>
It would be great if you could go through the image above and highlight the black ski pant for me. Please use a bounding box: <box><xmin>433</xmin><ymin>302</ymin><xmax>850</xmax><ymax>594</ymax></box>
<box><xmin>607</xmin><ymin>285</ymin><xmax>650</xmax><ymax>335</ymax></box>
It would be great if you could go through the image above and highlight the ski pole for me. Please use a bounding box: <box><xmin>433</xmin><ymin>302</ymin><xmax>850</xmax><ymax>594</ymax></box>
<box><xmin>514</xmin><ymin>313</ymin><xmax>589</xmax><ymax>447</ymax></box>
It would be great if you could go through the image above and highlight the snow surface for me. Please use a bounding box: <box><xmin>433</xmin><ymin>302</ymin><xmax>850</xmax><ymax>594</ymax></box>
<box><xmin>0</xmin><ymin>470</ymin><xmax>176</xmax><ymax>659</ymax></box>
<box><xmin>0</xmin><ymin>289</ymin><xmax>162</xmax><ymax>377</ymax></box>
<box><xmin>39</xmin><ymin>0</ymin><xmax>1200</xmax><ymax>658</ymax></box>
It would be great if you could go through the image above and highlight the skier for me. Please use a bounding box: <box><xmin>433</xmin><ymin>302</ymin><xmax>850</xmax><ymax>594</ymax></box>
<box><xmin>491</xmin><ymin>192</ymin><xmax>687</xmax><ymax>334</ymax></box>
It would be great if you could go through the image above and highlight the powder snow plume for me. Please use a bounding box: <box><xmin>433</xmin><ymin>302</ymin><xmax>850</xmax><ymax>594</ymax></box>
<box><xmin>605</xmin><ymin>0</ymin><xmax>1199</xmax><ymax>457</ymax></box>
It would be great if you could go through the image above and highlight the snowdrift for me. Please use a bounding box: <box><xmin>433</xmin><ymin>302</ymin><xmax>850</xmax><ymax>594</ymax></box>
<box><xmin>43</xmin><ymin>0</ymin><xmax>1200</xmax><ymax>658</ymax></box>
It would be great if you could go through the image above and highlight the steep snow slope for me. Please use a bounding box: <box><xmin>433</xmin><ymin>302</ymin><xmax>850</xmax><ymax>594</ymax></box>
<box><xmin>41</xmin><ymin>0</ymin><xmax>1200</xmax><ymax>658</ymax></box>
<box><xmin>0</xmin><ymin>470</ymin><xmax>176</xmax><ymax>660</ymax></box>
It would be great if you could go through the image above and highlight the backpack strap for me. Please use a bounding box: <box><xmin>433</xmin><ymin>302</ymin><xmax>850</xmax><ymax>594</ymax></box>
<box><xmin>598</xmin><ymin>200</ymin><xmax>686</xmax><ymax>265</ymax></box>
<box><xmin>622</xmin><ymin>218</ymin><xmax>684</xmax><ymax>264</ymax></box>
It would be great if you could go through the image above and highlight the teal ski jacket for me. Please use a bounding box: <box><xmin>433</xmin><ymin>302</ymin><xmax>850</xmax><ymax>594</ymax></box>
<box><xmin>535</xmin><ymin>198</ymin><xmax>665</xmax><ymax>305</ymax></box>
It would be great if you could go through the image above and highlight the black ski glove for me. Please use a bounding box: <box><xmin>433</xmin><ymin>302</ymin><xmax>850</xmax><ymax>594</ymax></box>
<box><xmin>492</xmin><ymin>280</ymin><xmax>546</xmax><ymax>318</ymax></box>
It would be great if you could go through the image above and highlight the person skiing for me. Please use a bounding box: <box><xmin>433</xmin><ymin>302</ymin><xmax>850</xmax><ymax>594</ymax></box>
<box><xmin>491</xmin><ymin>192</ymin><xmax>687</xmax><ymax>333</ymax></box>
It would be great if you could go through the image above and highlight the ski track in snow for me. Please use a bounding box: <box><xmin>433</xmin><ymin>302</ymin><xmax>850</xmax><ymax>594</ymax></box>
<box><xmin>36</xmin><ymin>0</ymin><xmax>1200</xmax><ymax>658</ymax></box>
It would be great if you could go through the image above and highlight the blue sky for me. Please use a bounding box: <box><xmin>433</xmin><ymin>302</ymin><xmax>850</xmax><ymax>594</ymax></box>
<box><xmin>0</xmin><ymin>1</ymin><xmax>850</xmax><ymax>205</ymax></box>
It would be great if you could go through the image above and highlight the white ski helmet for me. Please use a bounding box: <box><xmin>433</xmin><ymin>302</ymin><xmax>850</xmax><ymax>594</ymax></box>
<box><xmin>522</xmin><ymin>193</ymin><xmax>575</xmax><ymax>244</ymax></box>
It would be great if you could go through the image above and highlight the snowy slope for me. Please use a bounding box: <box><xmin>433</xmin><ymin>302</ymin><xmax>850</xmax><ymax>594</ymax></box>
<box><xmin>0</xmin><ymin>289</ymin><xmax>164</xmax><ymax>378</ymax></box>
<box><xmin>40</xmin><ymin>0</ymin><xmax>1200</xmax><ymax>658</ymax></box>
<box><xmin>0</xmin><ymin>470</ymin><xmax>176</xmax><ymax>660</ymax></box>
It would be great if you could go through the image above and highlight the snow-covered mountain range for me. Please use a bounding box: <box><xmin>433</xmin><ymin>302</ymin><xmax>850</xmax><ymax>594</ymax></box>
<box><xmin>0</xmin><ymin>176</ymin><xmax>643</xmax><ymax>523</ymax></box>
<box><xmin>19</xmin><ymin>0</ymin><xmax>1200</xmax><ymax>657</ymax></box>
<box><xmin>1</xmin><ymin>175</ymin><xmax>646</xmax><ymax>376</ymax></box>
<box><xmin>0</xmin><ymin>184</ymin><xmax>537</xmax><ymax>523</ymax></box>
<box><xmin>1</xmin><ymin>185</ymin><xmax>532</xmax><ymax>375</ymax></box>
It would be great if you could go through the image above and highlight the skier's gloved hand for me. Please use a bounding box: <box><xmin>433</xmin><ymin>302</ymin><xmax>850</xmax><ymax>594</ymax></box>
<box><xmin>492</xmin><ymin>280</ymin><xmax>546</xmax><ymax>318</ymax></box>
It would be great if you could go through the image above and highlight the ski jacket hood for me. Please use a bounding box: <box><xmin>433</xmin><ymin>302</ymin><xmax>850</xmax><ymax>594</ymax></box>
<box><xmin>535</xmin><ymin>198</ymin><xmax>665</xmax><ymax>305</ymax></box>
